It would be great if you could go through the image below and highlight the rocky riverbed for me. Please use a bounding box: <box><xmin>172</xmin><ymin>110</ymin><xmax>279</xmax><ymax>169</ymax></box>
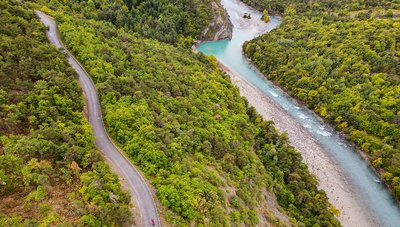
<box><xmin>220</xmin><ymin>63</ymin><xmax>379</xmax><ymax>227</ymax></box>
<box><xmin>196</xmin><ymin>0</ymin><xmax>400</xmax><ymax>225</ymax></box>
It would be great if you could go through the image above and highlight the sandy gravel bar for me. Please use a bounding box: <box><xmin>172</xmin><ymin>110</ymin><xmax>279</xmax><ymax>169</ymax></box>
<box><xmin>220</xmin><ymin>63</ymin><xmax>379</xmax><ymax>227</ymax></box>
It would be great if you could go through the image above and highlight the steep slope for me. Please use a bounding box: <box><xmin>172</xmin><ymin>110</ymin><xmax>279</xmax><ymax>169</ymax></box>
<box><xmin>243</xmin><ymin>0</ymin><xmax>400</xmax><ymax>200</ymax></box>
<box><xmin>0</xmin><ymin>0</ymin><xmax>132</xmax><ymax>225</ymax></box>
<box><xmin>201</xmin><ymin>0</ymin><xmax>233</xmax><ymax>40</ymax></box>
<box><xmin>40</xmin><ymin>0</ymin><xmax>232</xmax><ymax>45</ymax></box>
<box><xmin>55</xmin><ymin>12</ymin><xmax>285</xmax><ymax>225</ymax></box>
<box><xmin>30</xmin><ymin>1</ymin><xmax>341</xmax><ymax>225</ymax></box>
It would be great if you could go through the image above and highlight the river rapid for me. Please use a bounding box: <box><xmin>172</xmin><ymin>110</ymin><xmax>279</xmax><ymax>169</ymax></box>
<box><xmin>197</xmin><ymin>0</ymin><xmax>400</xmax><ymax>226</ymax></box>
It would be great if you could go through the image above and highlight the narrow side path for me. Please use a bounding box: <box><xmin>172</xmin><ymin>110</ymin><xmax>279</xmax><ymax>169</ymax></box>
<box><xmin>36</xmin><ymin>11</ymin><xmax>160</xmax><ymax>227</ymax></box>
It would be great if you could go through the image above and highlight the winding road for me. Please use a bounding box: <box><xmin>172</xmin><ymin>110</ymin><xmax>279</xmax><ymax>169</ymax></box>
<box><xmin>35</xmin><ymin>11</ymin><xmax>160</xmax><ymax>227</ymax></box>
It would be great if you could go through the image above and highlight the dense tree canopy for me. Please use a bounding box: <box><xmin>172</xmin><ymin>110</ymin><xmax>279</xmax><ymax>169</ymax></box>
<box><xmin>36</xmin><ymin>0</ymin><xmax>219</xmax><ymax>45</ymax></box>
<box><xmin>243</xmin><ymin>0</ymin><xmax>400</xmax><ymax>200</ymax></box>
<box><xmin>0</xmin><ymin>0</ymin><xmax>132</xmax><ymax>225</ymax></box>
<box><xmin>1</xmin><ymin>0</ymin><xmax>343</xmax><ymax>225</ymax></box>
<box><xmin>32</xmin><ymin>1</ymin><xmax>340</xmax><ymax>224</ymax></box>
<box><xmin>242</xmin><ymin>0</ymin><xmax>400</xmax><ymax>14</ymax></box>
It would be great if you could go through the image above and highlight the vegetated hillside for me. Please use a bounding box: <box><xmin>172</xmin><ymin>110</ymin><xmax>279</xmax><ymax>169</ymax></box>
<box><xmin>38</xmin><ymin>0</ymin><xmax>231</xmax><ymax>45</ymax></box>
<box><xmin>242</xmin><ymin>0</ymin><xmax>399</xmax><ymax>14</ymax></box>
<box><xmin>243</xmin><ymin>0</ymin><xmax>400</xmax><ymax>199</ymax></box>
<box><xmin>0</xmin><ymin>0</ymin><xmax>132</xmax><ymax>225</ymax></box>
<box><xmin>33</xmin><ymin>1</ymin><xmax>340</xmax><ymax>225</ymax></box>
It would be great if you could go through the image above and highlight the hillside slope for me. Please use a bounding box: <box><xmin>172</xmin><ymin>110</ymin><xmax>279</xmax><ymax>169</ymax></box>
<box><xmin>40</xmin><ymin>0</ymin><xmax>232</xmax><ymax>45</ymax></box>
<box><xmin>31</xmin><ymin>0</ymin><xmax>341</xmax><ymax>225</ymax></box>
<box><xmin>0</xmin><ymin>0</ymin><xmax>132</xmax><ymax>225</ymax></box>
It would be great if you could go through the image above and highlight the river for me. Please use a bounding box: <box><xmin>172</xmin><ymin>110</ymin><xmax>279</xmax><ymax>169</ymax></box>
<box><xmin>197</xmin><ymin>0</ymin><xmax>400</xmax><ymax>226</ymax></box>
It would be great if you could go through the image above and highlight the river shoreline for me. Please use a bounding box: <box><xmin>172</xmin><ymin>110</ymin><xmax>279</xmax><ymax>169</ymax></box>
<box><xmin>243</xmin><ymin>57</ymin><xmax>399</xmax><ymax>201</ymax></box>
<box><xmin>241</xmin><ymin>17</ymin><xmax>400</xmax><ymax>209</ymax></box>
<box><xmin>217</xmin><ymin>60</ymin><xmax>379</xmax><ymax>227</ymax></box>
<box><xmin>196</xmin><ymin>0</ymin><xmax>400</xmax><ymax>225</ymax></box>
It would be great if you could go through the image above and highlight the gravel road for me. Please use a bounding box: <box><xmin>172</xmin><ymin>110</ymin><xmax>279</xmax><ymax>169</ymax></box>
<box><xmin>36</xmin><ymin>11</ymin><xmax>160</xmax><ymax>227</ymax></box>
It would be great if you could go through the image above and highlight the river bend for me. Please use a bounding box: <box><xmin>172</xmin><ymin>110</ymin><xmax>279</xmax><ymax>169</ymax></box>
<box><xmin>197</xmin><ymin>0</ymin><xmax>400</xmax><ymax>226</ymax></box>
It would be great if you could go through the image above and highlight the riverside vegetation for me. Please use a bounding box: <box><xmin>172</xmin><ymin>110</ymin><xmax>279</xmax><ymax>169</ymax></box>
<box><xmin>2</xmin><ymin>0</ymin><xmax>340</xmax><ymax>226</ymax></box>
<box><xmin>242</xmin><ymin>0</ymin><xmax>400</xmax><ymax>200</ymax></box>
<box><xmin>0</xmin><ymin>0</ymin><xmax>132</xmax><ymax>225</ymax></box>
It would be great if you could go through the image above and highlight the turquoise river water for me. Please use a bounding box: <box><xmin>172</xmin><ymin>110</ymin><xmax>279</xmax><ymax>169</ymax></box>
<box><xmin>197</xmin><ymin>0</ymin><xmax>400</xmax><ymax>226</ymax></box>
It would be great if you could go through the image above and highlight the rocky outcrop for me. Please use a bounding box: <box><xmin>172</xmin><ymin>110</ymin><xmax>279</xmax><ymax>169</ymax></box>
<box><xmin>201</xmin><ymin>1</ymin><xmax>233</xmax><ymax>41</ymax></box>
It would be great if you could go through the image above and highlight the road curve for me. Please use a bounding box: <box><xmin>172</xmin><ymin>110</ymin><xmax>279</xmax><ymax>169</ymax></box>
<box><xmin>35</xmin><ymin>11</ymin><xmax>160</xmax><ymax>227</ymax></box>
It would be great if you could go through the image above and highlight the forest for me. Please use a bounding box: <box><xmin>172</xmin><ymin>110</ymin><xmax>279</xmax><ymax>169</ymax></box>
<box><xmin>1</xmin><ymin>0</ymin><xmax>343</xmax><ymax>225</ymax></box>
<box><xmin>0</xmin><ymin>0</ymin><xmax>132</xmax><ymax>225</ymax></box>
<box><xmin>38</xmin><ymin>0</ymin><xmax>221</xmax><ymax>45</ymax></box>
<box><xmin>29</xmin><ymin>0</ymin><xmax>341</xmax><ymax>225</ymax></box>
<box><xmin>243</xmin><ymin>0</ymin><xmax>400</xmax><ymax>200</ymax></box>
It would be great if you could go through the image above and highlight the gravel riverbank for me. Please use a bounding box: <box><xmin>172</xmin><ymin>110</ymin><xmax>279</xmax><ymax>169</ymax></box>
<box><xmin>219</xmin><ymin>63</ymin><xmax>379</xmax><ymax>227</ymax></box>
